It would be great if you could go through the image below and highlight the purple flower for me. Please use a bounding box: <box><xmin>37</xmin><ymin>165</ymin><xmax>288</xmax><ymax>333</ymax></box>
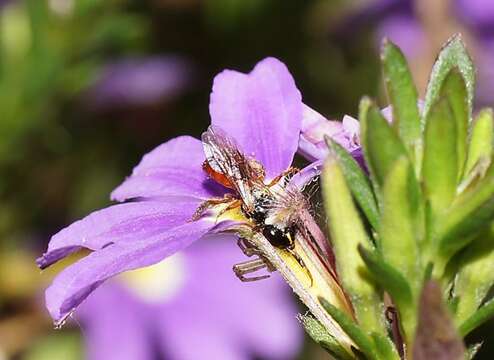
<box><xmin>298</xmin><ymin>105</ymin><xmax>360</xmax><ymax>162</ymax></box>
<box><xmin>87</xmin><ymin>55</ymin><xmax>192</xmax><ymax>108</ymax></box>
<box><xmin>77</xmin><ymin>238</ymin><xmax>302</xmax><ymax>360</ymax></box>
<box><xmin>38</xmin><ymin>57</ymin><xmax>307</xmax><ymax>324</ymax></box>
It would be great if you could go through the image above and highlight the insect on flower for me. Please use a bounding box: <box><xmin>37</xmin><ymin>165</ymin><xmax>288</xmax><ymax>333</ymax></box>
<box><xmin>193</xmin><ymin>125</ymin><xmax>336</xmax><ymax>283</ymax></box>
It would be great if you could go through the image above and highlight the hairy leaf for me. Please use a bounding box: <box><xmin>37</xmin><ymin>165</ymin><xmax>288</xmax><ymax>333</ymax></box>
<box><xmin>439</xmin><ymin>69</ymin><xmax>469</xmax><ymax>179</ymax></box>
<box><xmin>319</xmin><ymin>298</ymin><xmax>379</xmax><ymax>360</ymax></box>
<box><xmin>423</xmin><ymin>34</ymin><xmax>474</xmax><ymax>124</ymax></box>
<box><xmin>326</xmin><ymin>137</ymin><xmax>379</xmax><ymax>230</ymax></box>
<box><xmin>322</xmin><ymin>155</ymin><xmax>386</xmax><ymax>335</ymax></box>
<box><xmin>465</xmin><ymin>108</ymin><xmax>493</xmax><ymax>176</ymax></box>
<box><xmin>361</xmin><ymin>102</ymin><xmax>408</xmax><ymax>188</ymax></box>
<box><xmin>299</xmin><ymin>314</ymin><xmax>354</xmax><ymax>360</ymax></box>
<box><xmin>422</xmin><ymin>98</ymin><xmax>458</xmax><ymax>216</ymax></box>
<box><xmin>381</xmin><ymin>39</ymin><xmax>421</xmax><ymax>150</ymax></box>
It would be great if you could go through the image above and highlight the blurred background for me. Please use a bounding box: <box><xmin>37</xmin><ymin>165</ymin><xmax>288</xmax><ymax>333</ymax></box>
<box><xmin>1</xmin><ymin>0</ymin><xmax>494</xmax><ymax>359</ymax></box>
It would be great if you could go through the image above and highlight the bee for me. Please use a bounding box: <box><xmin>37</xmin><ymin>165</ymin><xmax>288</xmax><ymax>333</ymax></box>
<box><xmin>194</xmin><ymin>125</ymin><xmax>334</xmax><ymax>282</ymax></box>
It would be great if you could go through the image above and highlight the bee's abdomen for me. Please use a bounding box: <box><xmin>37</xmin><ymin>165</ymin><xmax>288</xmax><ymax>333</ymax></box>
<box><xmin>262</xmin><ymin>225</ymin><xmax>295</xmax><ymax>249</ymax></box>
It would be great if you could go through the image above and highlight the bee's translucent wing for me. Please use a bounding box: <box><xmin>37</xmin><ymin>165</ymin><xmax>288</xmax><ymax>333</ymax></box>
<box><xmin>201</xmin><ymin>125</ymin><xmax>263</xmax><ymax>207</ymax></box>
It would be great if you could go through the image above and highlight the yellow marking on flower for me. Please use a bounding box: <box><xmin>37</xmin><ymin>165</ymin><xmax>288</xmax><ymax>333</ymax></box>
<box><xmin>216</xmin><ymin>205</ymin><xmax>247</xmax><ymax>223</ymax></box>
<box><xmin>276</xmin><ymin>242</ymin><xmax>353</xmax><ymax>317</ymax></box>
<box><xmin>120</xmin><ymin>254</ymin><xmax>187</xmax><ymax>304</ymax></box>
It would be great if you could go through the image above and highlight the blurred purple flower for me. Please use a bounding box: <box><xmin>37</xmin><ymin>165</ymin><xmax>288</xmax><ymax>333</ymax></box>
<box><xmin>455</xmin><ymin>0</ymin><xmax>494</xmax><ymax>34</ymax></box>
<box><xmin>87</xmin><ymin>56</ymin><xmax>192</xmax><ymax>108</ymax></box>
<box><xmin>78</xmin><ymin>238</ymin><xmax>302</xmax><ymax>360</ymax></box>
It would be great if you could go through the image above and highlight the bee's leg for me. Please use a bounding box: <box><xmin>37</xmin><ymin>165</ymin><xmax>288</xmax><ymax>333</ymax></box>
<box><xmin>286</xmin><ymin>247</ymin><xmax>314</xmax><ymax>287</ymax></box>
<box><xmin>237</xmin><ymin>237</ymin><xmax>261</xmax><ymax>257</ymax></box>
<box><xmin>233</xmin><ymin>257</ymin><xmax>273</xmax><ymax>282</ymax></box>
<box><xmin>215</xmin><ymin>199</ymin><xmax>242</xmax><ymax>222</ymax></box>
<box><xmin>191</xmin><ymin>194</ymin><xmax>236</xmax><ymax>221</ymax></box>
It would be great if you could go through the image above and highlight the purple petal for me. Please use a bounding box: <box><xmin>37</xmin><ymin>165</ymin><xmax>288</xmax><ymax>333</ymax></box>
<box><xmin>45</xmin><ymin>220</ymin><xmax>217</xmax><ymax>323</ymax></box>
<box><xmin>87</xmin><ymin>55</ymin><xmax>192</xmax><ymax>109</ymax></box>
<box><xmin>209</xmin><ymin>57</ymin><xmax>303</xmax><ymax>179</ymax></box>
<box><xmin>77</xmin><ymin>284</ymin><xmax>154</xmax><ymax>360</ymax></box>
<box><xmin>162</xmin><ymin>321</ymin><xmax>249</xmax><ymax>360</ymax></box>
<box><xmin>37</xmin><ymin>197</ymin><xmax>202</xmax><ymax>269</ymax></box>
<box><xmin>455</xmin><ymin>0</ymin><xmax>494</xmax><ymax>33</ymax></box>
<box><xmin>160</xmin><ymin>237</ymin><xmax>302</xmax><ymax>359</ymax></box>
<box><xmin>111</xmin><ymin>136</ymin><xmax>226</xmax><ymax>202</ymax></box>
<box><xmin>475</xmin><ymin>40</ymin><xmax>494</xmax><ymax>106</ymax></box>
<box><xmin>289</xmin><ymin>160</ymin><xmax>323</xmax><ymax>191</ymax></box>
<box><xmin>375</xmin><ymin>14</ymin><xmax>425</xmax><ymax>60</ymax></box>
<box><xmin>298</xmin><ymin>105</ymin><xmax>360</xmax><ymax>162</ymax></box>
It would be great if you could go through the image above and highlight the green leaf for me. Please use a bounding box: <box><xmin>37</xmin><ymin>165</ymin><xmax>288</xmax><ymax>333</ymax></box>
<box><xmin>299</xmin><ymin>314</ymin><xmax>354</xmax><ymax>360</ymax></box>
<box><xmin>422</xmin><ymin>97</ymin><xmax>458</xmax><ymax>216</ymax></box>
<box><xmin>459</xmin><ymin>297</ymin><xmax>494</xmax><ymax>337</ymax></box>
<box><xmin>439</xmin><ymin>69</ymin><xmax>469</xmax><ymax>179</ymax></box>
<box><xmin>319</xmin><ymin>298</ymin><xmax>380</xmax><ymax>360</ymax></box>
<box><xmin>322</xmin><ymin>155</ymin><xmax>386</xmax><ymax>336</ymax></box>
<box><xmin>371</xmin><ymin>332</ymin><xmax>400</xmax><ymax>360</ymax></box>
<box><xmin>413</xmin><ymin>281</ymin><xmax>465</xmax><ymax>360</ymax></box>
<box><xmin>465</xmin><ymin>108</ymin><xmax>493</xmax><ymax>176</ymax></box>
<box><xmin>361</xmin><ymin>101</ymin><xmax>408</xmax><ymax>189</ymax></box>
<box><xmin>325</xmin><ymin>137</ymin><xmax>380</xmax><ymax>230</ymax></box>
<box><xmin>423</xmin><ymin>34</ymin><xmax>475</xmax><ymax>124</ymax></box>
<box><xmin>454</xmin><ymin>223</ymin><xmax>494</xmax><ymax>324</ymax></box>
<box><xmin>436</xmin><ymin>161</ymin><xmax>494</xmax><ymax>263</ymax></box>
<box><xmin>381</xmin><ymin>38</ymin><xmax>421</xmax><ymax>150</ymax></box>
<box><xmin>459</xmin><ymin>299</ymin><xmax>494</xmax><ymax>336</ymax></box>
<box><xmin>380</xmin><ymin>156</ymin><xmax>422</xmax><ymax>289</ymax></box>
<box><xmin>358</xmin><ymin>246</ymin><xmax>413</xmax><ymax>305</ymax></box>
<box><xmin>358</xmin><ymin>245</ymin><xmax>416</xmax><ymax>342</ymax></box>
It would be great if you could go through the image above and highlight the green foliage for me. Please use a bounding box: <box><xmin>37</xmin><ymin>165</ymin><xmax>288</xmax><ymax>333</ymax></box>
<box><xmin>299</xmin><ymin>314</ymin><xmax>354</xmax><ymax>360</ymax></box>
<box><xmin>319</xmin><ymin>298</ymin><xmax>381</xmax><ymax>360</ymax></box>
<box><xmin>319</xmin><ymin>35</ymin><xmax>494</xmax><ymax>359</ymax></box>
<box><xmin>325</xmin><ymin>137</ymin><xmax>379</xmax><ymax>230</ymax></box>
<box><xmin>322</xmin><ymin>154</ymin><xmax>386</xmax><ymax>336</ymax></box>
<box><xmin>381</xmin><ymin>39</ymin><xmax>421</xmax><ymax>153</ymax></box>
<box><xmin>423</xmin><ymin>34</ymin><xmax>475</xmax><ymax>123</ymax></box>
<box><xmin>422</xmin><ymin>97</ymin><xmax>458</xmax><ymax>217</ymax></box>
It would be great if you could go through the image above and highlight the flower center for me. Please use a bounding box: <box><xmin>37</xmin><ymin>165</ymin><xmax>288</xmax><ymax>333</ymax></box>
<box><xmin>120</xmin><ymin>253</ymin><xmax>187</xmax><ymax>304</ymax></box>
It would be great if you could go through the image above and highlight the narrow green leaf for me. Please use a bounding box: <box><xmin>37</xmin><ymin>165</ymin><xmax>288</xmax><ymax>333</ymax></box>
<box><xmin>322</xmin><ymin>155</ymin><xmax>386</xmax><ymax>336</ymax></box>
<box><xmin>413</xmin><ymin>281</ymin><xmax>465</xmax><ymax>360</ymax></box>
<box><xmin>326</xmin><ymin>137</ymin><xmax>379</xmax><ymax>230</ymax></box>
<box><xmin>439</xmin><ymin>69</ymin><xmax>469</xmax><ymax>179</ymax></box>
<box><xmin>371</xmin><ymin>332</ymin><xmax>400</xmax><ymax>360</ymax></box>
<box><xmin>465</xmin><ymin>108</ymin><xmax>493</xmax><ymax>176</ymax></box>
<box><xmin>423</xmin><ymin>34</ymin><xmax>475</xmax><ymax>123</ymax></box>
<box><xmin>358</xmin><ymin>245</ymin><xmax>416</xmax><ymax>341</ymax></box>
<box><xmin>459</xmin><ymin>297</ymin><xmax>494</xmax><ymax>337</ymax></box>
<box><xmin>380</xmin><ymin>156</ymin><xmax>421</xmax><ymax>291</ymax></box>
<box><xmin>361</xmin><ymin>102</ymin><xmax>408</xmax><ymax>188</ymax></box>
<box><xmin>299</xmin><ymin>314</ymin><xmax>354</xmax><ymax>360</ymax></box>
<box><xmin>381</xmin><ymin>38</ymin><xmax>421</xmax><ymax>150</ymax></box>
<box><xmin>358</xmin><ymin>245</ymin><xmax>413</xmax><ymax>305</ymax></box>
<box><xmin>422</xmin><ymin>98</ymin><xmax>458</xmax><ymax>215</ymax></box>
<box><xmin>436</xmin><ymin>160</ymin><xmax>494</xmax><ymax>262</ymax></box>
<box><xmin>454</xmin><ymin>223</ymin><xmax>494</xmax><ymax>324</ymax></box>
<box><xmin>319</xmin><ymin>298</ymin><xmax>379</xmax><ymax>360</ymax></box>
